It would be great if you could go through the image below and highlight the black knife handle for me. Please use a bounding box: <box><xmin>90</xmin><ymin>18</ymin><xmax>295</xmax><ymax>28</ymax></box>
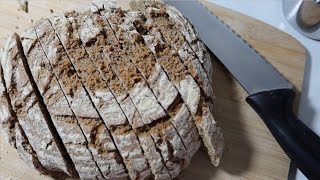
<box><xmin>246</xmin><ymin>89</ymin><xmax>320</xmax><ymax>179</ymax></box>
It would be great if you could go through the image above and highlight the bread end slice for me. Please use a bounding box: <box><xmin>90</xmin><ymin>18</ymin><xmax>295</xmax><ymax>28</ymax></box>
<box><xmin>197</xmin><ymin>106</ymin><xmax>224</xmax><ymax>166</ymax></box>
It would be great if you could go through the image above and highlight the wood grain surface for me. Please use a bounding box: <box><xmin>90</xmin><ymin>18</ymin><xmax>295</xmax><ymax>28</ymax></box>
<box><xmin>0</xmin><ymin>0</ymin><xmax>306</xmax><ymax>179</ymax></box>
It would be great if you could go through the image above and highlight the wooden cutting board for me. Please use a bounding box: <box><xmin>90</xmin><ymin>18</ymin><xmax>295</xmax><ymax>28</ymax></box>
<box><xmin>0</xmin><ymin>0</ymin><xmax>306</xmax><ymax>179</ymax></box>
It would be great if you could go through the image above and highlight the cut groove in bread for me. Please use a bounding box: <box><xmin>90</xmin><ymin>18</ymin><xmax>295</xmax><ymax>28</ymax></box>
<box><xmin>15</xmin><ymin>122</ymin><xmax>72</xmax><ymax>179</ymax></box>
<box><xmin>49</xmin><ymin>16</ymin><xmax>152</xmax><ymax>180</ymax></box>
<box><xmin>82</xmin><ymin>5</ymin><xmax>191</xmax><ymax>178</ymax></box>
<box><xmin>101</xmin><ymin>5</ymin><xmax>201</xmax><ymax>167</ymax></box>
<box><xmin>131</xmin><ymin>1</ymin><xmax>213</xmax><ymax>100</ymax></box>
<box><xmin>126</xmin><ymin>10</ymin><xmax>224</xmax><ymax>166</ymax></box>
<box><xmin>102</xmin><ymin>8</ymin><xmax>178</xmax><ymax>112</ymax></box>
<box><xmin>1</xmin><ymin>34</ymin><xmax>77</xmax><ymax>177</ymax></box>
<box><xmin>1</xmin><ymin>61</ymin><xmax>58</xmax><ymax>176</ymax></box>
<box><xmin>87</xmin><ymin>11</ymin><xmax>168</xmax><ymax>128</ymax></box>
<box><xmin>148</xmin><ymin>119</ymin><xmax>188</xmax><ymax>178</ymax></box>
<box><xmin>168</xmin><ymin>98</ymin><xmax>201</xmax><ymax>158</ymax></box>
<box><xmin>52</xmin><ymin>16</ymin><xmax>128</xmax><ymax>130</ymax></box>
<box><xmin>126</xmin><ymin>13</ymin><xmax>200</xmax><ymax>115</ymax></box>
<box><xmin>34</xmin><ymin>18</ymin><xmax>129</xmax><ymax>179</ymax></box>
<box><xmin>79</xmin><ymin>13</ymin><xmax>144</xmax><ymax>130</ymax></box>
<box><xmin>20</xmin><ymin>26</ymin><xmax>110</xmax><ymax>179</ymax></box>
<box><xmin>14</xmin><ymin>123</ymin><xmax>48</xmax><ymax>174</ymax></box>
<box><xmin>164</xmin><ymin>5</ymin><xmax>213</xmax><ymax>85</ymax></box>
<box><xmin>137</xmin><ymin>132</ymin><xmax>172</xmax><ymax>180</ymax></box>
<box><xmin>0</xmin><ymin>60</ymin><xmax>17</xmax><ymax>147</ymax></box>
<box><xmin>130</xmin><ymin>1</ymin><xmax>214</xmax><ymax>102</ymax></box>
<box><xmin>91</xmin><ymin>8</ymin><xmax>194</xmax><ymax>178</ymax></box>
<box><xmin>67</xmin><ymin>11</ymin><xmax>172</xmax><ymax>180</ymax></box>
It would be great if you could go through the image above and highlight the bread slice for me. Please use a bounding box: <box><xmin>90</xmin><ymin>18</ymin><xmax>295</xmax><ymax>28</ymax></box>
<box><xmin>49</xmin><ymin>16</ymin><xmax>153</xmax><ymax>180</ymax></box>
<box><xmin>148</xmin><ymin>120</ymin><xmax>187</xmax><ymax>178</ymax></box>
<box><xmin>34</xmin><ymin>18</ymin><xmax>129</xmax><ymax>179</ymax></box>
<box><xmin>1</xmin><ymin>60</ymin><xmax>56</xmax><ymax>176</ymax></box>
<box><xmin>14</xmin><ymin>123</ymin><xmax>71</xmax><ymax>179</ymax></box>
<box><xmin>20</xmin><ymin>26</ymin><xmax>110</xmax><ymax>179</ymax></box>
<box><xmin>67</xmin><ymin>11</ymin><xmax>173</xmax><ymax>180</ymax></box>
<box><xmin>0</xmin><ymin>59</ymin><xmax>17</xmax><ymax>147</ymax></box>
<box><xmin>137</xmin><ymin>132</ymin><xmax>171</xmax><ymax>180</ymax></box>
<box><xmin>1</xmin><ymin>34</ymin><xmax>74</xmax><ymax>177</ymax></box>
<box><xmin>126</xmin><ymin>9</ymin><xmax>224</xmax><ymax>166</ymax></box>
<box><xmin>171</xmin><ymin>103</ymin><xmax>201</xmax><ymax>157</ymax></box>
<box><xmin>165</xmin><ymin>5</ymin><xmax>214</xmax><ymax>85</ymax></box>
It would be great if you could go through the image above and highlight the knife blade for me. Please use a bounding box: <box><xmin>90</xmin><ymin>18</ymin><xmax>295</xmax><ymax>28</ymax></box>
<box><xmin>164</xmin><ymin>0</ymin><xmax>320</xmax><ymax>179</ymax></box>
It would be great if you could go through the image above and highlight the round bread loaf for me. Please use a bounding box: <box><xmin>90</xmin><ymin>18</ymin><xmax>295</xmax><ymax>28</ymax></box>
<box><xmin>0</xmin><ymin>0</ymin><xmax>223</xmax><ymax>179</ymax></box>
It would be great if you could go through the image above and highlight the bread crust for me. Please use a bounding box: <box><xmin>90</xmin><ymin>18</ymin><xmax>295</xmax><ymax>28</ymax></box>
<box><xmin>126</xmin><ymin>5</ymin><xmax>223</xmax><ymax>166</ymax></box>
<box><xmin>92</xmin><ymin>11</ymin><xmax>168</xmax><ymax>127</ymax></box>
<box><xmin>166</xmin><ymin>6</ymin><xmax>214</xmax><ymax>85</ymax></box>
<box><xmin>129</xmin><ymin>1</ymin><xmax>212</xmax><ymax>103</ymax></box>
<box><xmin>69</xmin><ymin>12</ymin><xmax>172</xmax><ymax>180</ymax></box>
<box><xmin>99</xmin><ymin>5</ymin><xmax>197</xmax><ymax>178</ymax></box>
<box><xmin>1</xmin><ymin>1</ymin><xmax>224</xmax><ymax>178</ymax></box>
<box><xmin>1</xmin><ymin>35</ymin><xmax>72</xmax><ymax>176</ymax></box>
<box><xmin>20</xmin><ymin>25</ymin><xmax>111</xmax><ymax>179</ymax></box>
<box><xmin>0</xmin><ymin>58</ymin><xmax>17</xmax><ymax>147</ymax></box>
<box><xmin>50</xmin><ymin>15</ymin><xmax>152</xmax><ymax>180</ymax></box>
<box><xmin>34</xmin><ymin>18</ymin><xmax>129</xmax><ymax>179</ymax></box>
<box><xmin>106</xmin><ymin>6</ymin><xmax>202</xmax><ymax>170</ymax></box>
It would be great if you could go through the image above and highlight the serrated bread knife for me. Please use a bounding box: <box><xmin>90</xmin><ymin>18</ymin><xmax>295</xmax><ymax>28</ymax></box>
<box><xmin>164</xmin><ymin>0</ymin><xmax>320</xmax><ymax>179</ymax></box>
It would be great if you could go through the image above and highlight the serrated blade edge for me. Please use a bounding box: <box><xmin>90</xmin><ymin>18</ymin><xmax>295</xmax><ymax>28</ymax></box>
<box><xmin>164</xmin><ymin>0</ymin><xmax>293</xmax><ymax>95</ymax></box>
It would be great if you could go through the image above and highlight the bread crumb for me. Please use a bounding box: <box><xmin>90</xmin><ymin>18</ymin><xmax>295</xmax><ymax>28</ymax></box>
<box><xmin>17</xmin><ymin>0</ymin><xmax>28</xmax><ymax>13</ymax></box>
<box><xmin>50</xmin><ymin>9</ymin><xmax>54</xmax><ymax>13</ymax></box>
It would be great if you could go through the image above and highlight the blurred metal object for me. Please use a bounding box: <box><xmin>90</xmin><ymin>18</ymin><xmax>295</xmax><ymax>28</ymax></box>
<box><xmin>283</xmin><ymin>0</ymin><xmax>320</xmax><ymax>40</ymax></box>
